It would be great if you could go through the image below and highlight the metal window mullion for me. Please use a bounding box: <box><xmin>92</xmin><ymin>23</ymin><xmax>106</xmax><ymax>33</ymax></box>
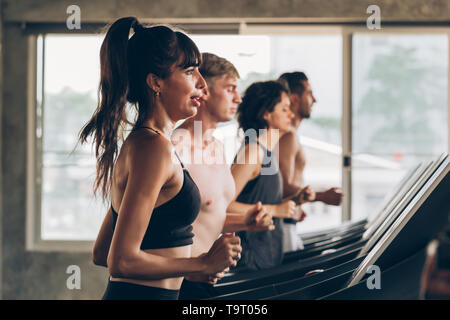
<box><xmin>36</xmin><ymin>35</ymin><xmax>45</xmax><ymax>244</ymax></box>
<box><xmin>26</xmin><ymin>34</ymin><xmax>45</xmax><ymax>250</ymax></box>
<box><xmin>26</xmin><ymin>34</ymin><xmax>37</xmax><ymax>250</ymax></box>
<box><xmin>341</xmin><ymin>28</ymin><xmax>353</xmax><ymax>222</ymax></box>
<box><xmin>448</xmin><ymin>31</ymin><xmax>450</xmax><ymax>154</ymax></box>
<box><xmin>0</xmin><ymin>3</ymin><xmax>3</xmax><ymax>299</ymax></box>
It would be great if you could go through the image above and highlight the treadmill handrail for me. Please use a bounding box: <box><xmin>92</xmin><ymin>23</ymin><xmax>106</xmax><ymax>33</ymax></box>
<box><xmin>299</xmin><ymin>219</ymin><xmax>367</xmax><ymax>240</ymax></box>
<box><xmin>359</xmin><ymin>155</ymin><xmax>446</xmax><ymax>257</ymax></box>
<box><xmin>214</xmin><ymin>241</ymin><xmax>366</xmax><ymax>290</ymax></box>
<box><xmin>210</xmin><ymin>256</ymin><xmax>366</xmax><ymax>300</ymax></box>
<box><xmin>366</xmin><ymin>163</ymin><xmax>421</xmax><ymax>229</ymax></box>
<box><xmin>362</xmin><ymin>161</ymin><xmax>432</xmax><ymax>241</ymax></box>
<box><xmin>301</xmin><ymin>221</ymin><xmax>366</xmax><ymax>245</ymax></box>
<box><xmin>348</xmin><ymin>155</ymin><xmax>449</xmax><ymax>287</ymax></box>
<box><xmin>365</xmin><ymin>163</ymin><xmax>422</xmax><ymax>232</ymax></box>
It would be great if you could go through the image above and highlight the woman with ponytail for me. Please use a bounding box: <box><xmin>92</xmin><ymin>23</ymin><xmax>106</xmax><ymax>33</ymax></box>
<box><xmin>79</xmin><ymin>17</ymin><xmax>241</xmax><ymax>300</ymax></box>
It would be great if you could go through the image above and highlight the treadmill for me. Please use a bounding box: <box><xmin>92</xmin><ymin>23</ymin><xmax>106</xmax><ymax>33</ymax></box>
<box><xmin>283</xmin><ymin>161</ymin><xmax>431</xmax><ymax>264</ymax></box>
<box><xmin>299</xmin><ymin>162</ymin><xmax>420</xmax><ymax>246</ymax></box>
<box><xmin>215</xmin><ymin>158</ymin><xmax>436</xmax><ymax>288</ymax></box>
<box><xmin>220</xmin><ymin>157</ymin><xmax>435</xmax><ymax>283</ymax></box>
<box><xmin>209</xmin><ymin>154</ymin><xmax>449</xmax><ymax>300</ymax></box>
<box><xmin>282</xmin><ymin>162</ymin><xmax>427</xmax><ymax>264</ymax></box>
<box><xmin>264</xmin><ymin>154</ymin><xmax>449</xmax><ymax>300</ymax></box>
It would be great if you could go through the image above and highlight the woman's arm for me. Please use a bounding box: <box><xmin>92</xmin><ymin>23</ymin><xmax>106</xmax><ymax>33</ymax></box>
<box><xmin>107</xmin><ymin>137</ymin><xmax>240</xmax><ymax>280</ymax></box>
<box><xmin>223</xmin><ymin>202</ymin><xmax>274</xmax><ymax>233</ymax></box>
<box><xmin>227</xmin><ymin>144</ymin><xmax>263</xmax><ymax>214</ymax></box>
<box><xmin>92</xmin><ymin>208</ymin><xmax>114</xmax><ymax>267</ymax></box>
<box><xmin>227</xmin><ymin>143</ymin><xmax>296</xmax><ymax>219</ymax></box>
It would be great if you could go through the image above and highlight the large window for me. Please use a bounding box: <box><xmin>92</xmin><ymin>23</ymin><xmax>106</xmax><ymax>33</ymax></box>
<box><xmin>36</xmin><ymin>35</ymin><xmax>105</xmax><ymax>241</ymax></box>
<box><xmin>351</xmin><ymin>33</ymin><xmax>448</xmax><ymax>221</ymax></box>
<box><xmin>31</xmin><ymin>27</ymin><xmax>449</xmax><ymax>248</ymax></box>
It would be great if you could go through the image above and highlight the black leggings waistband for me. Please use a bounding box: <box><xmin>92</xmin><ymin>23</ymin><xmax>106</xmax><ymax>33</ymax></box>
<box><xmin>102</xmin><ymin>280</ymin><xmax>180</xmax><ymax>300</ymax></box>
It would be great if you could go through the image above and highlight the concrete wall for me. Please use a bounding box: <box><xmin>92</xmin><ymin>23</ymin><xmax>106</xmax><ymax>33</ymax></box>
<box><xmin>1</xmin><ymin>23</ymin><xmax>109</xmax><ymax>299</ymax></box>
<box><xmin>0</xmin><ymin>0</ymin><xmax>449</xmax><ymax>299</ymax></box>
<box><xmin>3</xmin><ymin>0</ymin><xmax>450</xmax><ymax>23</ymax></box>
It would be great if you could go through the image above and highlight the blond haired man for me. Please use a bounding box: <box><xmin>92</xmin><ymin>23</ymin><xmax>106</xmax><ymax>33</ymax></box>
<box><xmin>174</xmin><ymin>53</ymin><xmax>274</xmax><ymax>299</ymax></box>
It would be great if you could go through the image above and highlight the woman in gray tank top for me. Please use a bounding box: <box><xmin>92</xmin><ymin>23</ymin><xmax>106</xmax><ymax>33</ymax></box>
<box><xmin>227</xmin><ymin>81</ymin><xmax>301</xmax><ymax>271</ymax></box>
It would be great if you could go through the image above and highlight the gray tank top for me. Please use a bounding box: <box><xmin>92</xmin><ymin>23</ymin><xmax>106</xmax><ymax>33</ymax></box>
<box><xmin>235</xmin><ymin>141</ymin><xmax>284</xmax><ymax>271</ymax></box>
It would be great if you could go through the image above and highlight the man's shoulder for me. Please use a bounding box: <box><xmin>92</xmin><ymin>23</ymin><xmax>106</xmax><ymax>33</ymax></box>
<box><xmin>279</xmin><ymin>130</ymin><xmax>298</xmax><ymax>148</ymax></box>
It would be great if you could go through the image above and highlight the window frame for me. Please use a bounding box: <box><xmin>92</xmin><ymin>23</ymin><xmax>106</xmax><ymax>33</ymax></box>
<box><xmin>26</xmin><ymin>34</ymin><xmax>94</xmax><ymax>252</ymax></box>
<box><xmin>25</xmin><ymin>24</ymin><xmax>450</xmax><ymax>252</ymax></box>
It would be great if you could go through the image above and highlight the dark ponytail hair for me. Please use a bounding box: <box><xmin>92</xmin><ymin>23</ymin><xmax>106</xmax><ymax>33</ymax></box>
<box><xmin>78</xmin><ymin>17</ymin><xmax>201</xmax><ymax>200</ymax></box>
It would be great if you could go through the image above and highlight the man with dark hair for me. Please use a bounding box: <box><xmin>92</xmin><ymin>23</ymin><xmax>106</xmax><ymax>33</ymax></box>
<box><xmin>173</xmin><ymin>53</ymin><xmax>274</xmax><ymax>299</ymax></box>
<box><xmin>277</xmin><ymin>72</ymin><xmax>343</xmax><ymax>252</ymax></box>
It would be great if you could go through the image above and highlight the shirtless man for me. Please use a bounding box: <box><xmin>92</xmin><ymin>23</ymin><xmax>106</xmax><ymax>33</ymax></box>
<box><xmin>171</xmin><ymin>53</ymin><xmax>274</xmax><ymax>299</ymax></box>
<box><xmin>278</xmin><ymin>72</ymin><xmax>344</xmax><ymax>252</ymax></box>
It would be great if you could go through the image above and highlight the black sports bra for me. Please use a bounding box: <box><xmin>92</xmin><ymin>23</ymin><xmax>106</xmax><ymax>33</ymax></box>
<box><xmin>111</xmin><ymin>126</ymin><xmax>201</xmax><ymax>250</ymax></box>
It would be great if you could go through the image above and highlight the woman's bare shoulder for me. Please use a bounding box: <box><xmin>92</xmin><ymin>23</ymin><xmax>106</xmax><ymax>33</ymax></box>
<box><xmin>124</xmin><ymin>131</ymin><xmax>174</xmax><ymax>173</ymax></box>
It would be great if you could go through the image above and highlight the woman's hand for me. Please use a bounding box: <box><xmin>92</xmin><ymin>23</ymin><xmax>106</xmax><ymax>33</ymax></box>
<box><xmin>205</xmin><ymin>268</ymin><xmax>229</xmax><ymax>285</ymax></box>
<box><xmin>186</xmin><ymin>255</ymin><xmax>230</xmax><ymax>284</ymax></box>
<box><xmin>244</xmin><ymin>202</ymin><xmax>275</xmax><ymax>232</ymax></box>
<box><xmin>293</xmin><ymin>206</ymin><xmax>307</xmax><ymax>222</ymax></box>
<box><xmin>268</xmin><ymin>200</ymin><xmax>297</xmax><ymax>219</ymax></box>
<box><xmin>200</xmin><ymin>233</ymin><xmax>241</xmax><ymax>275</ymax></box>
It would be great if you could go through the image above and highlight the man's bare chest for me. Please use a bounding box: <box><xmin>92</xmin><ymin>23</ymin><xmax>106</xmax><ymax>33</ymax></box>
<box><xmin>187</xmin><ymin>164</ymin><xmax>236</xmax><ymax>209</ymax></box>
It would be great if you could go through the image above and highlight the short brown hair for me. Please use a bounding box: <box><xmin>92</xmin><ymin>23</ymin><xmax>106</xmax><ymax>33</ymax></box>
<box><xmin>278</xmin><ymin>72</ymin><xmax>309</xmax><ymax>96</ymax></box>
<box><xmin>199</xmin><ymin>52</ymin><xmax>239</xmax><ymax>85</ymax></box>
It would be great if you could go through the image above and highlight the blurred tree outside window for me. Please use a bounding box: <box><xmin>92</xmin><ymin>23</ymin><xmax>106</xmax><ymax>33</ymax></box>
<box><xmin>352</xmin><ymin>34</ymin><xmax>448</xmax><ymax>221</ymax></box>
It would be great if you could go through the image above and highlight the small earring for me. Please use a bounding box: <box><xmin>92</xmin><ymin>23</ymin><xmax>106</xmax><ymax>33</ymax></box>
<box><xmin>155</xmin><ymin>91</ymin><xmax>160</xmax><ymax>97</ymax></box>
